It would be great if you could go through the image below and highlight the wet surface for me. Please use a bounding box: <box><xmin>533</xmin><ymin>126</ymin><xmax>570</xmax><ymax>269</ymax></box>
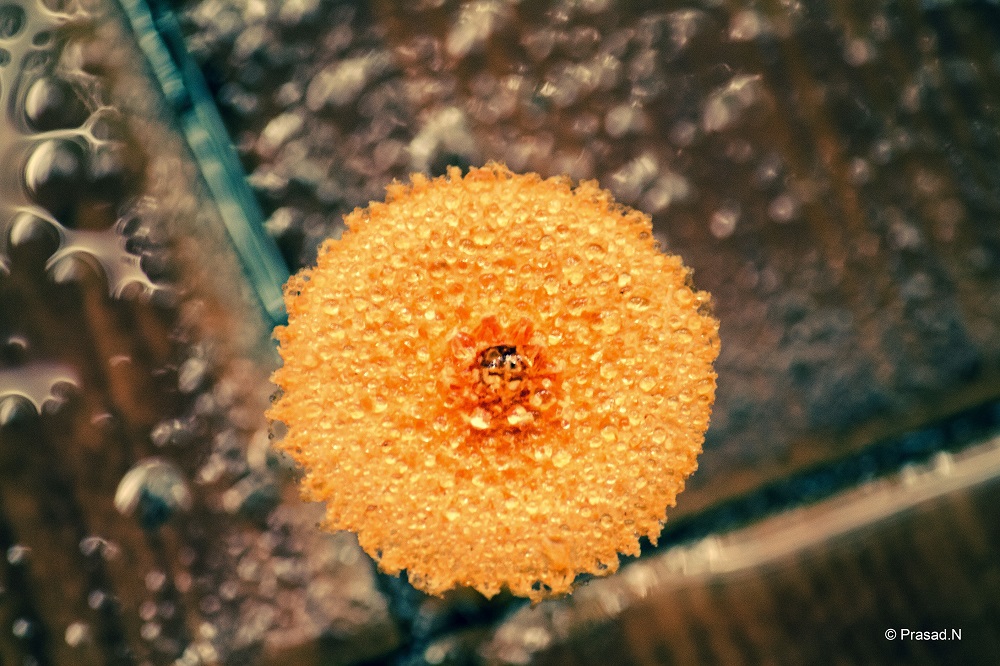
<box><xmin>1</xmin><ymin>0</ymin><xmax>999</xmax><ymax>663</ymax></box>
<box><xmin>172</xmin><ymin>0</ymin><xmax>1000</xmax><ymax>512</ymax></box>
<box><xmin>1</xmin><ymin>1</ymin><xmax>395</xmax><ymax>664</ymax></box>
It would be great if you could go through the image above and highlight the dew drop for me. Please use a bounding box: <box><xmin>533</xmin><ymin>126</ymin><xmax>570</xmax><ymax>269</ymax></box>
<box><xmin>140</xmin><ymin>621</ymin><xmax>161</xmax><ymax>641</ymax></box>
<box><xmin>24</xmin><ymin>76</ymin><xmax>88</xmax><ymax>131</ymax></box>
<box><xmin>145</xmin><ymin>570</ymin><xmax>166</xmax><ymax>592</ymax></box>
<box><xmin>114</xmin><ymin>459</ymin><xmax>192</xmax><ymax>529</ymax></box>
<box><xmin>48</xmin><ymin>253</ymin><xmax>101</xmax><ymax>285</ymax></box>
<box><xmin>593</xmin><ymin>311</ymin><xmax>622</xmax><ymax>335</ymax></box>
<box><xmin>768</xmin><ymin>193</ymin><xmax>799</xmax><ymax>223</ymax></box>
<box><xmin>542</xmin><ymin>275</ymin><xmax>560</xmax><ymax>296</ymax></box>
<box><xmin>177</xmin><ymin>357</ymin><xmax>207</xmax><ymax>394</ymax></box>
<box><xmin>710</xmin><ymin>207</ymin><xmax>739</xmax><ymax>239</ymax></box>
<box><xmin>7</xmin><ymin>211</ymin><xmax>60</xmax><ymax>255</ymax></box>
<box><xmin>626</xmin><ymin>296</ymin><xmax>650</xmax><ymax>311</ymax></box>
<box><xmin>64</xmin><ymin>621</ymin><xmax>89</xmax><ymax>648</ymax></box>
<box><xmin>6</xmin><ymin>544</ymin><xmax>29</xmax><ymax>565</ymax></box>
<box><xmin>24</xmin><ymin>139</ymin><xmax>88</xmax><ymax>223</ymax></box>
<box><xmin>87</xmin><ymin>590</ymin><xmax>106</xmax><ymax>610</ymax></box>
<box><xmin>584</xmin><ymin>242</ymin><xmax>606</xmax><ymax>260</ymax></box>
<box><xmin>11</xmin><ymin>617</ymin><xmax>32</xmax><ymax>639</ymax></box>
<box><xmin>552</xmin><ymin>451</ymin><xmax>572</xmax><ymax>468</ymax></box>
<box><xmin>150</xmin><ymin>417</ymin><xmax>195</xmax><ymax>447</ymax></box>
<box><xmin>0</xmin><ymin>395</ymin><xmax>34</xmax><ymax>427</ymax></box>
<box><xmin>0</xmin><ymin>4</ymin><xmax>25</xmax><ymax>39</ymax></box>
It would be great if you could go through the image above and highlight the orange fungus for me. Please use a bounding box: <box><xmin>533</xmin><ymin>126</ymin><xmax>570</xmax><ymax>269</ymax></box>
<box><xmin>268</xmin><ymin>163</ymin><xmax>720</xmax><ymax>601</ymax></box>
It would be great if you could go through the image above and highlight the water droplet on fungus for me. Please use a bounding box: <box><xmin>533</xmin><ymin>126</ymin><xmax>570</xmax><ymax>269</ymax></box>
<box><xmin>269</xmin><ymin>163</ymin><xmax>719</xmax><ymax>602</ymax></box>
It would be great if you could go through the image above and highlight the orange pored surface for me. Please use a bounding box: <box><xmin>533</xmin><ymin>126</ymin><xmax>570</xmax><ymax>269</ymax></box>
<box><xmin>268</xmin><ymin>163</ymin><xmax>719</xmax><ymax>601</ymax></box>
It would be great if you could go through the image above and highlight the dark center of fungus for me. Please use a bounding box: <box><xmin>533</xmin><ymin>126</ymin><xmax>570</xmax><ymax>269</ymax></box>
<box><xmin>477</xmin><ymin>345</ymin><xmax>528</xmax><ymax>393</ymax></box>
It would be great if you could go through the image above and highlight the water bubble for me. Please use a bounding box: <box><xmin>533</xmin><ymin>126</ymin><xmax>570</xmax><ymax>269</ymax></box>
<box><xmin>7</xmin><ymin>211</ymin><xmax>60</xmax><ymax>256</ymax></box>
<box><xmin>408</xmin><ymin>106</ymin><xmax>478</xmax><ymax>175</ymax></box>
<box><xmin>768</xmin><ymin>193</ymin><xmax>799</xmax><ymax>223</ymax></box>
<box><xmin>114</xmin><ymin>459</ymin><xmax>193</xmax><ymax>529</ymax></box>
<box><xmin>48</xmin><ymin>252</ymin><xmax>102</xmax><ymax>285</ymax></box>
<box><xmin>177</xmin><ymin>357</ymin><xmax>208</xmax><ymax>394</ymax></box>
<box><xmin>145</xmin><ymin>569</ymin><xmax>167</xmax><ymax>592</ymax></box>
<box><xmin>150</xmin><ymin>417</ymin><xmax>196</xmax><ymax>447</ymax></box>
<box><xmin>256</xmin><ymin>112</ymin><xmax>304</xmax><ymax>159</ymax></box>
<box><xmin>6</xmin><ymin>544</ymin><xmax>29</xmax><ymax>564</ymax></box>
<box><xmin>0</xmin><ymin>4</ymin><xmax>25</xmax><ymax>40</ymax></box>
<box><xmin>305</xmin><ymin>52</ymin><xmax>391</xmax><ymax>111</ymax></box>
<box><xmin>0</xmin><ymin>395</ymin><xmax>33</xmax><ymax>426</ymax></box>
<box><xmin>849</xmin><ymin>157</ymin><xmax>872</xmax><ymax>184</ymax></box>
<box><xmin>24</xmin><ymin>139</ymin><xmax>88</xmax><ymax>223</ymax></box>
<box><xmin>668</xmin><ymin>120</ymin><xmax>697</xmax><ymax>147</ymax></box>
<box><xmin>23</xmin><ymin>76</ymin><xmax>87</xmax><ymax>131</ymax></box>
<box><xmin>446</xmin><ymin>0</ymin><xmax>509</xmax><ymax>58</ymax></box>
<box><xmin>11</xmin><ymin>617</ymin><xmax>33</xmax><ymax>639</ymax></box>
<box><xmin>709</xmin><ymin>207</ymin><xmax>739</xmax><ymax>239</ymax></box>
<box><xmin>277</xmin><ymin>0</ymin><xmax>321</xmax><ymax>28</ymax></box>
<box><xmin>87</xmin><ymin>590</ymin><xmax>106</xmax><ymax>610</ymax></box>
<box><xmin>609</xmin><ymin>153</ymin><xmax>659</xmax><ymax>203</ymax></box>
<box><xmin>643</xmin><ymin>171</ymin><xmax>690</xmax><ymax>213</ymax></box>
<box><xmin>221</xmin><ymin>473</ymin><xmax>279</xmax><ymax>519</ymax></box>
<box><xmin>139</xmin><ymin>599</ymin><xmax>157</xmax><ymax>621</ymax></box>
<box><xmin>79</xmin><ymin>535</ymin><xmax>113</xmax><ymax>557</ymax></box>
<box><xmin>0</xmin><ymin>335</ymin><xmax>27</xmax><ymax>365</ymax></box>
<box><xmin>729</xmin><ymin>10</ymin><xmax>769</xmax><ymax>42</ymax></box>
<box><xmin>604</xmin><ymin>103</ymin><xmax>644</xmax><ymax>139</ymax></box>
<box><xmin>844</xmin><ymin>38</ymin><xmax>874</xmax><ymax>67</ymax></box>
<box><xmin>64</xmin><ymin>621</ymin><xmax>90</xmax><ymax>647</ymax></box>
<box><xmin>703</xmin><ymin>75</ymin><xmax>764</xmax><ymax>133</ymax></box>
<box><xmin>522</xmin><ymin>28</ymin><xmax>555</xmax><ymax>62</ymax></box>
<box><xmin>140</xmin><ymin>621</ymin><xmax>161</xmax><ymax>641</ymax></box>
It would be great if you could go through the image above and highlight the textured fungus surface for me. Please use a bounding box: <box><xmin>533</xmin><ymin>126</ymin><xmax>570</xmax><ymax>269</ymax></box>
<box><xmin>269</xmin><ymin>163</ymin><xmax>719</xmax><ymax>601</ymax></box>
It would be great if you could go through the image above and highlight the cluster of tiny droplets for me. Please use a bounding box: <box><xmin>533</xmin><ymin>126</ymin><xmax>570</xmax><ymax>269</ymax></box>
<box><xmin>179</xmin><ymin>0</ymin><xmax>419</xmax><ymax>265</ymax></box>
<box><xmin>270</xmin><ymin>165</ymin><xmax>719</xmax><ymax>601</ymax></box>
<box><xmin>0</xmin><ymin>0</ymin><xmax>157</xmax><ymax>298</ymax></box>
<box><xmin>1</xmin><ymin>1</ymin><xmax>395</xmax><ymax>663</ymax></box>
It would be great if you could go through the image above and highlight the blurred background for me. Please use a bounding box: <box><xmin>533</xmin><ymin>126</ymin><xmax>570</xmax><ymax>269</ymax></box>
<box><xmin>1</xmin><ymin>0</ymin><xmax>1000</xmax><ymax>663</ymax></box>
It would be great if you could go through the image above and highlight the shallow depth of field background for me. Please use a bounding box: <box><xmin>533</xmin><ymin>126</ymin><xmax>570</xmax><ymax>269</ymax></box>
<box><xmin>1</xmin><ymin>0</ymin><xmax>999</xmax><ymax>664</ymax></box>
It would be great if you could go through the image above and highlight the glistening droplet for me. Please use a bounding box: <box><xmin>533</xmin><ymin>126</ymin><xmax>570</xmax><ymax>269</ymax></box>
<box><xmin>24</xmin><ymin>139</ymin><xmax>87</xmax><ymax>224</ymax></box>
<box><xmin>114</xmin><ymin>459</ymin><xmax>192</xmax><ymax>529</ymax></box>
<box><xmin>0</xmin><ymin>4</ymin><xmax>25</xmax><ymax>39</ymax></box>
<box><xmin>24</xmin><ymin>76</ymin><xmax>87</xmax><ymax>131</ymax></box>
